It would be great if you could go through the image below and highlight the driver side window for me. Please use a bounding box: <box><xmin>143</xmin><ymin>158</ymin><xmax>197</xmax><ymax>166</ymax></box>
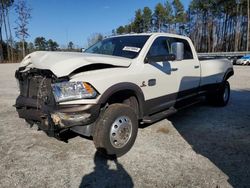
<box><xmin>147</xmin><ymin>36</ymin><xmax>194</xmax><ymax>60</ymax></box>
<box><xmin>148</xmin><ymin>37</ymin><xmax>170</xmax><ymax>57</ymax></box>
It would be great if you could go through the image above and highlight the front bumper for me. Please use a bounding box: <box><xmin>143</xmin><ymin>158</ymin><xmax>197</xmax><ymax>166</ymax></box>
<box><xmin>15</xmin><ymin>95</ymin><xmax>100</xmax><ymax>137</ymax></box>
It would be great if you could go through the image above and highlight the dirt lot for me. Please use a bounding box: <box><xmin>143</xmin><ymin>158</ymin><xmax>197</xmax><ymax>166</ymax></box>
<box><xmin>0</xmin><ymin>64</ymin><xmax>249</xmax><ymax>188</ymax></box>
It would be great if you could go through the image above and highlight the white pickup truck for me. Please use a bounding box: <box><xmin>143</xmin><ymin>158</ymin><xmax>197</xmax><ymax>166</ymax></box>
<box><xmin>15</xmin><ymin>33</ymin><xmax>234</xmax><ymax>157</ymax></box>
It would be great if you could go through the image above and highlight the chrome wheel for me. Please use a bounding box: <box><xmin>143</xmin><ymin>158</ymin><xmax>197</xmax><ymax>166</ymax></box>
<box><xmin>110</xmin><ymin>116</ymin><xmax>132</xmax><ymax>148</ymax></box>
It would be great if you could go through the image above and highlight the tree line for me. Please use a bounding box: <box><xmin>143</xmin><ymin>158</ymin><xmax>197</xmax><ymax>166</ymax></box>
<box><xmin>0</xmin><ymin>0</ymin><xmax>32</xmax><ymax>62</ymax></box>
<box><xmin>0</xmin><ymin>0</ymin><xmax>80</xmax><ymax>63</ymax></box>
<box><xmin>16</xmin><ymin>37</ymin><xmax>77</xmax><ymax>53</ymax></box>
<box><xmin>1</xmin><ymin>0</ymin><xmax>250</xmax><ymax>63</ymax></box>
<box><xmin>114</xmin><ymin>0</ymin><xmax>250</xmax><ymax>53</ymax></box>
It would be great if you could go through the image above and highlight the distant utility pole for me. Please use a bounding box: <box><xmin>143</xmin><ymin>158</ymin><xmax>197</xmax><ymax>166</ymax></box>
<box><xmin>247</xmin><ymin>0</ymin><xmax>250</xmax><ymax>51</ymax></box>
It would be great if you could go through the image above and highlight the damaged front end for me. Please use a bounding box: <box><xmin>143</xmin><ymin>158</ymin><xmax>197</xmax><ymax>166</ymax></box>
<box><xmin>15</xmin><ymin>67</ymin><xmax>100</xmax><ymax>138</ymax></box>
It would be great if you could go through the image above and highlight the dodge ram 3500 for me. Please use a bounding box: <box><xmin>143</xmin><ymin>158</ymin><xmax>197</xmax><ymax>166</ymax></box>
<box><xmin>15</xmin><ymin>33</ymin><xmax>234</xmax><ymax>157</ymax></box>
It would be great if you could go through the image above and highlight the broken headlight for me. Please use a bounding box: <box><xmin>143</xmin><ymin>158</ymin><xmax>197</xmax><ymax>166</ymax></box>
<box><xmin>51</xmin><ymin>81</ymin><xmax>97</xmax><ymax>102</ymax></box>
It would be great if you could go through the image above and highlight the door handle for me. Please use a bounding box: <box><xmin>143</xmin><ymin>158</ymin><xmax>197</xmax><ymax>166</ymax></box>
<box><xmin>194</xmin><ymin>65</ymin><xmax>200</xmax><ymax>69</ymax></box>
<box><xmin>171</xmin><ymin>68</ymin><xmax>178</xmax><ymax>71</ymax></box>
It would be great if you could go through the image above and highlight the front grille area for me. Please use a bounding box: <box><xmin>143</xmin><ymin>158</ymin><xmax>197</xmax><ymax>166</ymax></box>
<box><xmin>16</xmin><ymin>69</ymin><xmax>56</xmax><ymax>108</ymax></box>
<box><xmin>19</xmin><ymin>78</ymin><xmax>29</xmax><ymax>97</ymax></box>
<box><xmin>29</xmin><ymin>76</ymin><xmax>52</xmax><ymax>101</ymax></box>
<box><xmin>15</xmin><ymin>68</ymin><xmax>60</xmax><ymax>136</ymax></box>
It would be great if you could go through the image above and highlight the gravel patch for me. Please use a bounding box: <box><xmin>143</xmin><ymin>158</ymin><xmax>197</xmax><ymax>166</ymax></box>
<box><xmin>0</xmin><ymin>64</ymin><xmax>249</xmax><ymax>188</ymax></box>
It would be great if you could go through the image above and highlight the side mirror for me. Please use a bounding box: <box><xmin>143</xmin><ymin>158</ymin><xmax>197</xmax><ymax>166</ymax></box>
<box><xmin>171</xmin><ymin>42</ymin><xmax>184</xmax><ymax>61</ymax></box>
<box><xmin>145</xmin><ymin>54</ymin><xmax>176</xmax><ymax>63</ymax></box>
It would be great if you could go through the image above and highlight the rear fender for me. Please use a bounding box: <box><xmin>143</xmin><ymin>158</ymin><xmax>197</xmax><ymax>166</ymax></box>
<box><xmin>223</xmin><ymin>68</ymin><xmax>234</xmax><ymax>81</ymax></box>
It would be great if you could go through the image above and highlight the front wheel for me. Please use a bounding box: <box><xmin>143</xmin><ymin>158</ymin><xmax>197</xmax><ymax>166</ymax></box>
<box><xmin>206</xmin><ymin>81</ymin><xmax>230</xmax><ymax>106</ymax></box>
<box><xmin>93</xmin><ymin>104</ymin><xmax>138</xmax><ymax>158</ymax></box>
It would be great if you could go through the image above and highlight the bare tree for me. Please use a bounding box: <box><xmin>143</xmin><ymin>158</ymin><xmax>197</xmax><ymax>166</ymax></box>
<box><xmin>87</xmin><ymin>33</ymin><xmax>103</xmax><ymax>47</ymax></box>
<box><xmin>247</xmin><ymin>0</ymin><xmax>250</xmax><ymax>51</ymax></box>
<box><xmin>235</xmin><ymin>0</ymin><xmax>240</xmax><ymax>52</ymax></box>
<box><xmin>0</xmin><ymin>0</ymin><xmax>14</xmax><ymax>62</ymax></box>
<box><xmin>15</xmin><ymin>0</ymin><xmax>31</xmax><ymax>58</ymax></box>
<box><xmin>0</xmin><ymin>7</ymin><xmax>3</xmax><ymax>62</ymax></box>
<box><xmin>1</xmin><ymin>1</ymin><xmax>10</xmax><ymax>60</ymax></box>
<box><xmin>6</xmin><ymin>2</ymin><xmax>14</xmax><ymax>61</ymax></box>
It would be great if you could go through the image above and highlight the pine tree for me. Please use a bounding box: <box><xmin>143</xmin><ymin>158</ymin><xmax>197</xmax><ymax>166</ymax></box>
<box><xmin>142</xmin><ymin>7</ymin><xmax>152</xmax><ymax>32</ymax></box>
<box><xmin>165</xmin><ymin>1</ymin><xmax>174</xmax><ymax>32</ymax></box>
<box><xmin>172</xmin><ymin>0</ymin><xmax>186</xmax><ymax>33</ymax></box>
<box><xmin>133</xmin><ymin>9</ymin><xmax>143</xmax><ymax>33</ymax></box>
<box><xmin>154</xmin><ymin>3</ymin><xmax>167</xmax><ymax>32</ymax></box>
<box><xmin>116</xmin><ymin>26</ymin><xmax>125</xmax><ymax>34</ymax></box>
<box><xmin>34</xmin><ymin>37</ymin><xmax>47</xmax><ymax>50</ymax></box>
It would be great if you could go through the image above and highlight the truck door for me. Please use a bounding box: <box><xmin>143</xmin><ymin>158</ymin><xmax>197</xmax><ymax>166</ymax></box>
<box><xmin>169</xmin><ymin>37</ymin><xmax>201</xmax><ymax>98</ymax></box>
<box><xmin>141</xmin><ymin>36</ymin><xmax>200</xmax><ymax>115</ymax></box>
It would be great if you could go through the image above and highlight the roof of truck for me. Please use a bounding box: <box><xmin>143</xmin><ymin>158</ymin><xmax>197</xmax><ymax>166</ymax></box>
<box><xmin>106</xmin><ymin>32</ymin><xmax>190</xmax><ymax>40</ymax></box>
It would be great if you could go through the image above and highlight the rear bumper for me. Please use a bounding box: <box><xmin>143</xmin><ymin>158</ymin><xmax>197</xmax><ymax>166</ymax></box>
<box><xmin>15</xmin><ymin>95</ymin><xmax>100</xmax><ymax>136</ymax></box>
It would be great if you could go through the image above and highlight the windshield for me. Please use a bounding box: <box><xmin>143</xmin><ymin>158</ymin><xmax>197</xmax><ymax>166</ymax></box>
<box><xmin>85</xmin><ymin>35</ymin><xmax>150</xmax><ymax>59</ymax></box>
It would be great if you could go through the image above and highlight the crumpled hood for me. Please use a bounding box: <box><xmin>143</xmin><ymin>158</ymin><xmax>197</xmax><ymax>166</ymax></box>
<box><xmin>19</xmin><ymin>51</ymin><xmax>132</xmax><ymax>77</ymax></box>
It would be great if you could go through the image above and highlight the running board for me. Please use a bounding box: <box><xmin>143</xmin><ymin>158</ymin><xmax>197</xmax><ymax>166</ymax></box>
<box><xmin>142</xmin><ymin>98</ymin><xmax>203</xmax><ymax>124</ymax></box>
<box><xmin>142</xmin><ymin>107</ymin><xmax>177</xmax><ymax>124</ymax></box>
<box><xmin>176</xmin><ymin>98</ymin><xmax>203</xmax><ymax>110</ymax></box>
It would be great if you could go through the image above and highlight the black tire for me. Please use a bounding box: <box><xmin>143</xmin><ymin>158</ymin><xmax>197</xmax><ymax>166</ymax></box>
<box><xmin>93</xmin><ymin>104</ymin><xmax>138</xmax><ymax>158</ymax></box>
<box><xmin>206</xmin><ymin>81</ymin><xmax>230</xmax><ymax>106</ymax></box>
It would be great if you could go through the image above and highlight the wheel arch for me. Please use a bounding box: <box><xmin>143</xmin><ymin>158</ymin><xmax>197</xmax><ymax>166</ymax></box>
<box><xmin>223</xmin><ymin>67</ymin><xmax>234</xmax><ymax>81</ymax></box>
<box><xmin>98</xmin><ymin>82</ymin><xmax>145</xmax><ymax>119</ymax></box>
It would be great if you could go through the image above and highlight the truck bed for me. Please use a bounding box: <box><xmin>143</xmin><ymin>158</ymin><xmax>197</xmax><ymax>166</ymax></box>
<box><xmin>198</xmin><ymin>56</ymin><xmax>227</xmax><ymax>61</ymax></box>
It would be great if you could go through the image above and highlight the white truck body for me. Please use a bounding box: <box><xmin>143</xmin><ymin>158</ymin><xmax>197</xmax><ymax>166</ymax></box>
<box><xmin>19</xmin><ymin>33</ymin><xmax>232</xmax><ymax>103</ymax></box>
<box><xmin>15</xmin><ymin>33</ymin><xmax>234</xmax><ymax>157</ymax></box>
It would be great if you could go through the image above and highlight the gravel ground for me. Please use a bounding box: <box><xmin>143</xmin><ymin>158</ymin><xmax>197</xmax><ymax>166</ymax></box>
<box><xmin>0</xmin><ymin>64</ymin><xmax>249</xmax><ymax>188</ymax></box>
